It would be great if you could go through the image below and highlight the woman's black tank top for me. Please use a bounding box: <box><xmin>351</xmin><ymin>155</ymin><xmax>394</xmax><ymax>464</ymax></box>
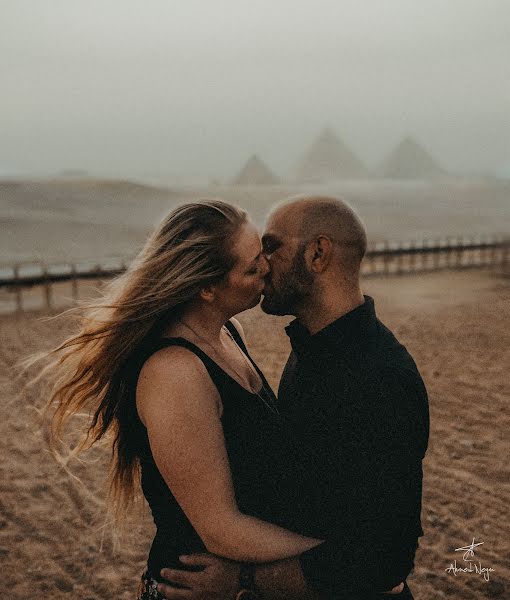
<box><xmin>130</xmin><ymin>321</ymin><xmax>315</xmax><ymax>578</ymax></box>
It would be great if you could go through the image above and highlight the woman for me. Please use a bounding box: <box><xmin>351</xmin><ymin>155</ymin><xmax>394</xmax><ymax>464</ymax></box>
<box><xmin>43</xmin><ymin>200</ymin><xmax>323</xmax><ymax>598</ymax></box>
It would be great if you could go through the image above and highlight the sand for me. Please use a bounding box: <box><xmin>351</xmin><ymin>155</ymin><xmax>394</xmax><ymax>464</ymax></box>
<box><xmin>1</xmin><ymin>269</ymin><xmax>509</xmax><ymax>599</ymax></box>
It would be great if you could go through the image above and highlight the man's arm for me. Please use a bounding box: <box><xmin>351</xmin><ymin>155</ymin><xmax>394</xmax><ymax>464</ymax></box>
<box><xmin>156</xmin><ymin>554</ymin><xmax>403</xmax><ymax>600</ymax></box>
<box><xmin>255</xmin><ymin>557</ymin><xmax>321</xmax><ymax>600</ymax></box>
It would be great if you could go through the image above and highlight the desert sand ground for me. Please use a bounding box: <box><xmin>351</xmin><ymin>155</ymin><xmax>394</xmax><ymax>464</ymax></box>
<box><xmin>1</xmin><ymin>269</ymin><xmax>509</xmax><ymax>599</ymax></box>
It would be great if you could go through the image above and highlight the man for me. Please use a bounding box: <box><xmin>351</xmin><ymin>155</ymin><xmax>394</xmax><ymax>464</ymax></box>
<box><xmin>156</xmin><ymin>197</ymin><xmax>429</xmax><ymax>600</ymax></box>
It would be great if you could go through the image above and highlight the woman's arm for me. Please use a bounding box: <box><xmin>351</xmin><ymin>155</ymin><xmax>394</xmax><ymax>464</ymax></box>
<box><xmin>136</xmin><ymin>346</ymin><xmax>323</xmax><ymax>563</ymax></box>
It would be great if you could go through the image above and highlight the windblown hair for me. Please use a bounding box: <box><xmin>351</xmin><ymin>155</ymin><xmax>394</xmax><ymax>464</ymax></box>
<box><xmin>39</xmin><ymin>199</ymin><xmax>247</xmax><ymax>525</ymax></box>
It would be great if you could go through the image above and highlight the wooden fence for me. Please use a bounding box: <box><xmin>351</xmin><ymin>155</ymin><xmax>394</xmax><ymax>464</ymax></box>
<box><xmin>1</xmin><ymin>236</ymin><xmax>508</xmax><ymax>314</ymax></box>
<box><xmin>0</xmin><ymin>257</ymin><xmax>129</xmax><ymax>314</ymax></box>
<box><xmin>361</xmin><ymin>235</ymin><xmax>509</xmax><ymax>276</ymax></box>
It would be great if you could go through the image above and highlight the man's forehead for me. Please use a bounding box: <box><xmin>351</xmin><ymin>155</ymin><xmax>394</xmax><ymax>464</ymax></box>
<box><xmin>264</xmin><ymin>205</ymin><xmax>302</xmax><ymax>238</ymax></box>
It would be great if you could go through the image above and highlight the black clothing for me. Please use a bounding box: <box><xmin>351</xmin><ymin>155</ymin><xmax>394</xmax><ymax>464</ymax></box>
<box><xmin>130</xmin><ymin>321</ymin><xmax>315</xmax><ymax>579</ymax></box>
<box><xmin>279</xmin><ymin>296</ymin><xmax>429</xmax><ymax>599</ymax></box>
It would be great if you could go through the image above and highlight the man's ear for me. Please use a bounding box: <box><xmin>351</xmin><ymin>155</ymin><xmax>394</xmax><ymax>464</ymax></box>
<box><xmin>307</xmin><ymin>236</ymin><xmax>333</xmax><ymax>273</ymax></box>
<box><xmin>199</xmin><ymin>286</ymin><xmax>216</xmax><ymax>303</ymax></box>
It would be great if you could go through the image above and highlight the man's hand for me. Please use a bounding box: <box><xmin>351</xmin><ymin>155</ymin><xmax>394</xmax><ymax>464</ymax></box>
<box><xmin>157</xmin><ymin>554</ymin><xmax>240</xmax><ymax>600</ymax></box>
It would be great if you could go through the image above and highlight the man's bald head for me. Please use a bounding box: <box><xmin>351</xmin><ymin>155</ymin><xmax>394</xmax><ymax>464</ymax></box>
<box><xmin>270</xmin><ymin>196</ymin><xmax>367</xmax><ymax>274</ymax></box>
<box><xmin>262</xmin><ymin>196</ymin><xmax>366</xmax><ymax>317</ymax></box>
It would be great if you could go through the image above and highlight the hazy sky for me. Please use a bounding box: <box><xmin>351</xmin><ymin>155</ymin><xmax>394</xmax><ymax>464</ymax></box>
<box><xmin>1</xmin><ymin>0</ymin><xmax>509</xmax><ymax>181</ymax></box>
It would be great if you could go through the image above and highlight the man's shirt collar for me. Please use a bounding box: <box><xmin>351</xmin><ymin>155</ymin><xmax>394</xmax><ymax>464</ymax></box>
<box><xmin>285</xmin><ymin>295</ymin><xmax>378</xmax><ymax>356</ymax></box>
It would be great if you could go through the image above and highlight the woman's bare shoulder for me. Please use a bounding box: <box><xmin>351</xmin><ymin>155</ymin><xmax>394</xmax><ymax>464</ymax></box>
<box><xmin>136</xmin><ymin>345</ymin><xmax>220</xmax><ymax>423</ymax></box>
<box><xmin>139</xmin><ymin>344</ymin><xmax>207</xmax><ymax>382</ymax></box>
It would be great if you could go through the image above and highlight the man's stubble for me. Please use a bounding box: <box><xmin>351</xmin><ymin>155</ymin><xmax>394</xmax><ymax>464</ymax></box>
<box><xmin>261</xmin><ymin>244</ymin><xmax>315</xmax><ymax>317</ymax></box>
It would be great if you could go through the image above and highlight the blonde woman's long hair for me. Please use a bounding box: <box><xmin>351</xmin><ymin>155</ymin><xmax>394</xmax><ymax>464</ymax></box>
<box><xmin>40</xmin><ymin>199</ymin><xmax>247</xmax><ymax>524</ymax></box>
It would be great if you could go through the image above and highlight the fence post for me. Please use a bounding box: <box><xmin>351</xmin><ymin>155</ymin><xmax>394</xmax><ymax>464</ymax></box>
<box><xmin>383</xmin><ymin>240</ymin><xmax>390</xmax><ymax>275</ymax></box>
<box><xmin>422</xmin><ymin>239</ymin><xmax>429</xmax><ymax>271</ymax></box>
<box><xmin>407</xmin><ymin>240</ymin><xmax>414</xmax><ymax>273</ymax></box>
<box><xmin>445</xmin><ymin>238</ymin><xmax>450</xmax><ymax>268</ymax></box>
<box><xmin>414</xmin><ymin>238</ymin><xmax>428</xmax><ymax>273</ymax></box>
<box><xmin>468</xmin><ymin>235</ymin><xmax>475</xmax><ymax>268</ymax></box>
<box><xmin>42</xmin><ymin>264</ymin><xmax>52</xmax><ymax>310</ymax></box>
<box><xmin>491</xmin><ymin>237</ymin><xmax>500</xmax><ymax>267</ymax></box>
<box><xmin>430</xmin><ymin>238</ymin><xmax>437</xmax><ymax>270</ymax></box>
<box><xmin>13</xmin><ymin>264</ymin><xmax>22</xmax><ymax>313</ymax></box>
<box><xmin>488</xmin><ymin>236</ymin><xmax>494</xmax><ymax>266</ymax></box>
<box><xmin>502</xmin><ymin>238</ymin><xmax>510</xmax><ymax>269</ymax></box>
<box><xmin>444</xmin><ymin>238</ymin><xmax>450</xmax><ymax>268</ymax></box>
<box><xmin>94</xmin><ymin>264</ymin><xmax>103</xmax><ymax>289</ymax></box>
<box><xmin>396</xmin><ymin>242</ymin><xmax>404</xmax><ymax>275</ymax></box>
<box><xmin>501</xmin><ymin>237</ymin><xmax>507</xmax><ymax>266</ymax></box>
<box><xmin>476</xmin><ymin>235</ymin><xmax>482</xmax><ymax>266</ymax></box>
<box><xmin>456</xmin><ymin>236</ymin><xmax>464</xmax><ymax>268</ymax></box>
<box><xmin>452</xmin><ymin>236</ymin><xmax>462</xmax><ymax>269</ymax></box>
<box><xmin>433</xmin><ymin>239</ymin><xmax>440</xmax><ymax>269</ymax></box>
<box><xmin>71</xmin><ymin>263</ymin><xmax>78</xmax><ymax>300</ymax></box>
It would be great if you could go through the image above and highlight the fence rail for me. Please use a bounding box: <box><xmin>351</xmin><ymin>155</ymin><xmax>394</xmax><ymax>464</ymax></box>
<box><xmin>361</xmin><ymin>236</ymin><xmax>509</xmax><ymax>276</ymax></box>
<box><xmin>1</xmin><ymin>236</ymin><xmax>508</xmax><ymax>314</ymax></box>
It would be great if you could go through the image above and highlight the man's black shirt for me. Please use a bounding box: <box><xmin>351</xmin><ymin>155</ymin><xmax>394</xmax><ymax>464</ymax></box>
<box><xmin>278</xmin><ymin>296</ymin><xmax>429</xmax><ymax>598</ymax></box>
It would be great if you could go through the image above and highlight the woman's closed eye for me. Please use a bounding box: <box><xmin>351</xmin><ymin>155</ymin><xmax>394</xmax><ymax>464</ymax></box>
<box><xmin>245</xmin><ymin>254</ymin><xmax>266</xmax><ymax>275</ymax></box>
<box><xmin>247</xmin><ymin>263</ymin><xmax>265</xmax><ymax>276</ymax></box>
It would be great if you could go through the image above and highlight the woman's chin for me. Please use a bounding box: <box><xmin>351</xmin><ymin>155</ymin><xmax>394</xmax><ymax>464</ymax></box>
<box><xmin>248</xmin><ymin>294</ymin><xmax>262</xmax><ymax>309</ymax></box>
<box><xmin>236</xmin><ymin>292</ymin><xmax>263</xmax><ymax>314</ymax></box>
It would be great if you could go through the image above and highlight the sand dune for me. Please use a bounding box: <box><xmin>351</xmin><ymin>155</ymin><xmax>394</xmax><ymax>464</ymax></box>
<box><xmin>1</xmin><ymin>270</ymin><xmax>509</xmax><ymax>598</ymax></box>
<box><xmin>1</xmin><ymin>178</ymin><xmax>509</xmax><ymax>264</ymax></box>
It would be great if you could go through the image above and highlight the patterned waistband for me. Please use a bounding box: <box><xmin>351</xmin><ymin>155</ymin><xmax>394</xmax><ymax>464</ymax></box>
<box><xmin>136</xmin><ymin>572</ymin><xmax>164</xmax><ymax>600</ymax></box>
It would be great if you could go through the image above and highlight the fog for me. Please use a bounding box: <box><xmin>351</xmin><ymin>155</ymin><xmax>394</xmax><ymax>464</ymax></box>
<box><xmin>1</xmin><ymin>0</ymin><xmax>509</xmax><ymax>182</ymax></box>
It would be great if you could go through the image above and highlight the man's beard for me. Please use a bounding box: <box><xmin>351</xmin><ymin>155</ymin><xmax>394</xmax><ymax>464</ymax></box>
<box><xmin>261</xmin><ymin>246</ymin><xmax>314</xmax><ymax>316</ymax></box>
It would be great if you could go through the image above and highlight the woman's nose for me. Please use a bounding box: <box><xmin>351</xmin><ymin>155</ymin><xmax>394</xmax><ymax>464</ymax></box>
<box><xmin>259</xmin><ymin>255</ymin><xmax>271</xmax><ymax>277</ymax></box>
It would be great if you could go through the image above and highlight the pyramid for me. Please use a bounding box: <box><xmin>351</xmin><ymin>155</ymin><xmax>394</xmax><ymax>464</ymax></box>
<box><xmin>292</xmin><ymin>128</ymin><xmax>368</xmax><ymax>182</ymax></box>
<box><xmin>232</xmin><ymin>154</ymin><xmax>280</xmax><ymax>185</ymax></box>
<box><xmin>378</xmin><ymin>136</ymin><xmax>445</xmax><ymax>179</ymax></box>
